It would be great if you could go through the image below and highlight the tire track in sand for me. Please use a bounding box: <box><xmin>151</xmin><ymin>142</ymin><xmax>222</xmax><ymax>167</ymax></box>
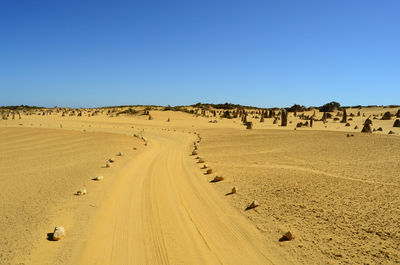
<box><xmin>69</xmin><ymin>131</ymin><xmax>289</xmax><ymax>265</ymax></box>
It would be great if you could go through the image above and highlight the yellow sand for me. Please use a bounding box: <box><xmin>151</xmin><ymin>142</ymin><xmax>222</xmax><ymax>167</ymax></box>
<box><xmin>0</xmin><ymin>106</ymin><xmax>399</xmax><ymax>264</ymax></box>
<box><xmin>0</xmin><ymin>127</ymin><xmax>143</xmax><ymax>265</ymax></box>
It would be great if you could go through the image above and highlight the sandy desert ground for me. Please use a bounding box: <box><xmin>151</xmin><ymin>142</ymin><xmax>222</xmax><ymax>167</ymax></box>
<box><xmin>0</xmin><ymin>106</ymin><xmax>399</xmax><ymax>265</ymax></box>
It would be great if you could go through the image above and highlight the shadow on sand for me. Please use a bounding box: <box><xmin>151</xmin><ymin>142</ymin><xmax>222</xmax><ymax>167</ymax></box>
<box><xmin>245</xmin><ymin>205</ymin><xmax>259</xmax><ymax>211</ymax></box>
<box><xmin>46</xmin><ymin>233</ymin><xmax>55</xmax><ymax>241</ymax></box>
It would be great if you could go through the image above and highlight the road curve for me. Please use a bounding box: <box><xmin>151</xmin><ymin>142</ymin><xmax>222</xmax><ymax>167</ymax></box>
<box><xmin>70</xmin><ymin>131</ymin><xmax>285</xmax><ymax>265</ymax></box>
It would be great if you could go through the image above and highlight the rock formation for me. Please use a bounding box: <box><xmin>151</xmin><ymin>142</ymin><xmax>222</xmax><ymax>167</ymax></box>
<box><xmin>381</xmin><ymin>111</ymin><xmax>391</xmax><ymax>120</ymax></box>
<box><xmin>361</xmin><ymin>124</ymin><xmax>372</xmax><ymax>133</ymax></box>
<box><xmin>341</xmin><ymin>109</ymin><xmax>347</xmax><ymax>123</ymax></box>
<box><xmin>281</xmin><ymin>109</ymin><xmax>288</xmax><ymax>126</ymax></box>
<box><xmin>246</xmin><ymin>121</ymin><xmax>253</xmax><ymax>129</ymax></box>
<box><xmin>364</xmin><ymin>118</ymin><xmax>373</xmax><ymax>126</ymax></box>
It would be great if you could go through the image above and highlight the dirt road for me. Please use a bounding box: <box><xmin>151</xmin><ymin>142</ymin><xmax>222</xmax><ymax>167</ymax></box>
<box><xmin>67</xmin><ymin>131</ymin><xmax>286</xmax><ymax>265</ymax></box>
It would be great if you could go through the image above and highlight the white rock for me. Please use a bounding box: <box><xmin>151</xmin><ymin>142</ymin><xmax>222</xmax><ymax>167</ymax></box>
<box><xmin>77</xmin><ymin>188</ymin><xmax>87</xmax><ymax>196</ymax></box>
<box><xmin>52</xmin><ymin>226</ymin><xmax>65</xmax><ymax>241</ymax></box>
<box><xmin>93</xmin><ymin>176</ymin><xmax>103</xmax><ymax>181</ymax></box>
<box><xmin>118</xmin><ymin>152</ymin><xmax>123</xmax><ymax>156</ymax></box>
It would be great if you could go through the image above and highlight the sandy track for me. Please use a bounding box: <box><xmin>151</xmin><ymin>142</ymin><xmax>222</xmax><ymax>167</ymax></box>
<box><xmin>70</xmin><ymin>131</ymin><xmax>287</xmax><ymax>265</ymax></box>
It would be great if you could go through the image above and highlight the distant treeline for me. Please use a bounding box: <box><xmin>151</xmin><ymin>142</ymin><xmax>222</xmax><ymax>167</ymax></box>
<box><xmin>99</xmin><ymin>105</ymin><xmax>159</xmax><ymax>109</ymax></box>
<box><xmin>287</xmin><ymin>102</ymin><xmax>400</xmax><ymax>113</ymax></box>
<box><xmin>191</xmin><ymin>102</ymin><xmax>264</xmax><ymax>110</ymax></box>
<box><xmin>341</xmin><ymin>104</ymin><xmax>400</xmax><ymax>109</ymax></box>
<box><xmin>1</xmin><ymin>103</ymin><xmax>398</xmax><ymax>112</ymax></box>
<box><xmin>0</xmin><ymin>105</ymin><xmax>44</xmax><ymax>110</ymax></box>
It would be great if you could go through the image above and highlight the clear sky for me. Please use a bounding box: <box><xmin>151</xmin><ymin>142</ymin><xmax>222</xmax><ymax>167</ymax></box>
<box><xmin>0</xmin><ymin>0</ymin><xmax>399</xmax><ymax>108</ymax></box>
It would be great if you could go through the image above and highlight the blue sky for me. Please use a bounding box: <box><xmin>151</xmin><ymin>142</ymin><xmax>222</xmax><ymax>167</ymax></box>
<box><xmin>0</xmin><ymin>0</ymin><xmax>399</xmax><ymax>108</ymax></box>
